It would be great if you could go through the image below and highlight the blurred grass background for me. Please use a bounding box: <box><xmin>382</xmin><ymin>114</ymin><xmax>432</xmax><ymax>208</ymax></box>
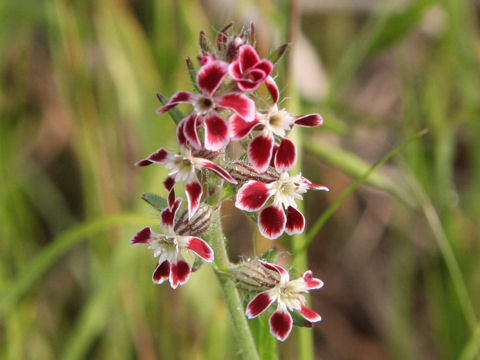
<box><xmin>1</xmin><ymin>0</ymin><xmax>480</xmax><ymax>359</ymax></box>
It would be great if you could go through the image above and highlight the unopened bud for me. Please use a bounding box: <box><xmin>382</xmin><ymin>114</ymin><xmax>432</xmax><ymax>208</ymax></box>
<box><xmin>226</xmin><ymin>161</ymin><xmax>278</xmax><ymax>184</ymax></box>
<box><xmin>192</xmin><ymin>148</ymin><xmax>219</xmax><ymax>161</ymax></box>
<box><xmin>232</xmin><ymin>259</ymin><xmax>280</xmax><ymax>292</ymax></box>
<box><xmin>174</xmin><ymin>203</ymin><xmax>212</xmax><ymax>237</ymax></box>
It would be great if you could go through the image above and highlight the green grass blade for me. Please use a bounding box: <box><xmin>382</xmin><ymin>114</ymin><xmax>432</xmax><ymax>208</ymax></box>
<box><xmin>303</xmin><ymin>138</ymin><xmax>415</xmax><ymax>207</ymax></box>
<box><xmin>0</xmin><ymin>213</ymin><xmax>148</xmax><ymax>317</ymax></box>
<box><xmin>156</xmin><ymin>93</ymin><xmax>185</xmax><ymax>125</ymax></box>
<box><xmin>186</xmin><ymin>57</ymin><xmax>201</xmax><ymax>93</ymax></box>
<box><xmin>459</xmin><ymin>323</ymin><xmax>480</xmax><ymax>360</ymax></box>
<box><xmin>409</xmin><ymin>177</ymin><xmax>477</xmax><ymax>331</ymax></box>
<box><xmin>330</xmin><ymin>0</ymin><xmax>434</xmax><ymax>97</ymax></box>
<box><xmin>296</xmin><ymin>129</ymin><xmax>428</xmax><ymax>256</ymax></box>
<box><xmin>61</xmin><ymin>238</ymin><xmax>136</xmax><ymax>360</ymax></box>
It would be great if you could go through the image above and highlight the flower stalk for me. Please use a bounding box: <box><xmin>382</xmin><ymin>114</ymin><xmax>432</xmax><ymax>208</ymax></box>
<box><xmin>206</xmin><ymin>208</ymin><xmax>260</xmax><ymax>360</ymax></box>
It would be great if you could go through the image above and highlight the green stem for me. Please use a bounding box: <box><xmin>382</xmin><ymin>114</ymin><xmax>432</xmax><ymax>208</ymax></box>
<box><xmin>206</xmin><ymin>208</ymin><xmax>260</xmax><ymax>360</ymax></box>
<box><xmin>411</xmin><ymin>181</ymin><xmax>477</xmax><ymax>331</ymax></box>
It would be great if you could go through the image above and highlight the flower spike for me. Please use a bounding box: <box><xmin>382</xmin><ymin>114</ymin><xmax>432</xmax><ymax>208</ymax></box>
<box><xmin>133</xmin><ymin>25</ymin><xmax>329</xmax><ymax>344</ymax></box>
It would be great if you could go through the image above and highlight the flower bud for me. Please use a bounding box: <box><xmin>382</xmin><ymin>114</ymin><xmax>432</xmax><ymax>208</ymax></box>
<box><xmin>174</xmin><ymin>203</ymin><xmax>212</xmax><ymax>237</ymax></box>
<box><xmin>226</xmin><ymin>161</ymin><xmax>279</xmax><ymax>184</ymax></box>
<box><xmin>231</xmin><ymin>258</ymin><xmax>280</xmax><ymax>292</ymax></box>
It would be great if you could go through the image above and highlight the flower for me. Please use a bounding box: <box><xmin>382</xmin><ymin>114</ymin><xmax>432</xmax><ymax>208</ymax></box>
<box><xmin>228</xmin><ymin>77</ymin><xmax>323</xmax><ymax>173</ymax></box>
<box><xmin>228</xmin><ymin>45</ymin><xmax>273</xmax><ymax>92</ymax></box>
<box><xmin>157</xmin><ymin>60</ymin><xmax>256</xmax><ymax>151</ymax></box>
<box><xmin>130</xmin><ymin>197</ymin><xmax>214</xmax><ymax>289</ymax></box>
<box><xmin>136</xmin><ymin>147</ymin><xmax>237</xmax><ymax>218</ymax></box>
<box><xmin>245</xmin><ymin>260</ymin><xmax>324</xmax><ymax>341</ymax></box>
<box><xmin>235</xmin><ymin>159</ymin><xmax>328</xmax><ymax>240</ymax></box>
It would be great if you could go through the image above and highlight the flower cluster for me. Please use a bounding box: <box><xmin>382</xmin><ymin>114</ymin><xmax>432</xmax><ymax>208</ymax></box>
<box><xmin>244</xmin><ymin>260</ymin><xmax>324</xmax><ymax>341</ymax></box>
<box><xmin>131</xmin><ymin>25</ymin><xmax>327</xmax><ymax>342</ymax></box>
<box><xmin>130</xmin><ymin>192</ymin><xmax>214</xmax><ymax>288</ymax></box>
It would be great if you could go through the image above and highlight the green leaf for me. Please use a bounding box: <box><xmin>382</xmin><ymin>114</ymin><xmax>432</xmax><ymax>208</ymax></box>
<box><xmin>156</xmin><ymin>93</ymin><xmax>185</xmax><ymax>125</ymax></box>
<box><xmin>185</xmin><ymin>57</ymin><xmax>201</xmax><ymax>93</ymax></box>
<box><xmin>238</xmin><ymin>152</ymin><xmax>248</xmax><ymax>162</ymax></box>
<box><xmin>142</xmin><ymin>193</ymin><xmax>168</xmax><ymax>212</ymax></box>
<box><xmin>268</xmin><ymin>43</ymin><xmax>289</xmax><ymax>64</ymax></box>
<box><xmin>259</xmin><ymin>248</ymin><xmax>277</xmax><ymax>263</ymax></box>
<box><xmin>191</xmin><ymin>256</ymin><xmax>205</xmax><ymax>272</ymax></box>
<box><xmin>199</xmin><ymin>30</ymin><xmax>212</xmax><ymax>52</ymax></box>
<box><xmin>220</xmin><ymin>182</ymin><xmax>235</xmax><ymax>202</ymax></box>
<box><xmin>244</xmin><ymin>211</ymin><xmax>258</xmax><ymax>223</ymax></box>
<box><xmin>292</xmin><ymin>311</ymin><xmax>314</xmax><ymax>328</ymax></box>
<box><xmin>367</xmin><ymin>0</ymin><xmax>434</xmax><ymax>55</ymax></box>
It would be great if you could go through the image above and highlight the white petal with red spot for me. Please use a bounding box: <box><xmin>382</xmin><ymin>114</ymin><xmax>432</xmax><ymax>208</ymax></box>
<box><xmin>246</xmin><ymin>292</ymin><xmax>275</xmax><ymax>318</ymax></box>
<box><xmin>185</xmin><ymin>237</ymin><xmax>214</xmax><ymax>262</ymax></box>
<box><xmin>294</xmin><ymin>113</ymin><xmax>323</xmax><ymax>127</ymax></box>
<box><xmin>184</xmin><ymin>113</ymin><xmax>201</xmax><ymax>149</ymax></box>
<box><xmin>302</xmin><ymin>177</ymin><xmax>329</xmax><ymax>192</ymax></box>
<box><xmin>248</xmin><ymin>134</ymin><xmax>274</xmax><ymax>173</ymax></box>
<box><xmin>228</xmin><ymin>114</ymin><xmax>261</xmax><ymax>140</ymax></box>
<box><xmin>130</xmin><ymin>227</ymin><xmax>152</xmax><ymax>245</ymax></box>
<box><xmin>269</xmin><ymin>310</ymin><xmax>293</xmax><ymax>342</ymax></box>
<box><xmin>169</xmin><ymin>259</ymin><xmax>191</xmax><ymax>289</ymax></box>
<box><xmin>204</xmin><ymin>114</ymin><xmax>229</xmax><ymax>151</ymax></box>
<box><xmin>254</xmin><ymin>60</ymin><xmax>274</xmax><ymax>76</ymax></box>
<box><xmin>238</xmin><ymin>45</ymin><xmax>260</xmax><ymax>72</ymax></box>
<box><xmin>136</xmin><ymin>148</ymin><xmax>171</xmax><ymax>167</ymax></box>
<box><xmin>235</xmin><ymin>181</ymin><xmax>272</xmax><ymax>211</ymax></box>
<box><xmin>152</xmin><ymin>261</ymin><xmax>170</xmax><ymax>284</ymax></box>
<box><xmin>156</xmin><ymin>91</ymin><xmax>194</xmax><ymax>114</ymax></box>
<box><xmin>163</xmin><ymin>176</ymin><xmax>176</xmax><ymax>192</ymax></box>
<box><xmin>216</xmin><ymin>93</ymin><xmax>255</xmax><ymax>122</ymax></box>
<box><xmin>302</xmin><ymin>271</ymin><xmax>324</xmax><ymax>290</ymax></box>
<box><xmin>259</xmin><ymin>260</ymin><xmax>289</xmax><ymax>279</ymax></box>
<box><xmin>199</xmin><ymin>159</ymin><xmax>237</xmax><ymax>184</ymax></box>
<box><xmin>176</xmin><ymin>118</ymin><xmax>188</xmax><ymax>147</ymax></box>
<box><xmin>285</xmin><ymin>206</ymin><xmax>305</xmax><ymax>235</ymax></box>
<box><xmin>299</xmin><ymin>305</ymin><xmax>322</xmax><ymax>323</ymax></box>
<box><xmin>228</xmin><ymin>61</ymin><xmax>243</xmax><ymax>79</ymax></box>
<box><xmin>265</xmin><ymin>76</ymin><xmax>279</xmax><ymax>103</ymax></box>
<box><xmin>258</xmin><ymin>205</ymin><xmax>287</xmax><ymax>240</ymax></box>
<box><xmin>167</xmin><ymin>188</ymin><xmax>176</xmax><ymax>209</ymax></box>
<box><xmin>274</xmin><ymin>138</ymin><xmax>297</xmax><ymax>173</ymax></box>
<box><xmin>185</xmin><ymin>181</ymin><xmax>203</xmax><ymax>219</ymax></box>
<box><xmin>161</xmin><ymin>198</ymin><xmax>182</xmax><ymax>229</ymax></box>
<box><xmin>196</xmin><ymin>60</ymin><xmax>228</xmax><ymax>95</ymax></box>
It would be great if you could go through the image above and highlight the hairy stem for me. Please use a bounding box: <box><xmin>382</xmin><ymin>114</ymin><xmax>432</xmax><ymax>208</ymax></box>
<box><xmin>206</xmin><ymin>208</ymin><xmax>260</xmax><ymax>360</ymax></box>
